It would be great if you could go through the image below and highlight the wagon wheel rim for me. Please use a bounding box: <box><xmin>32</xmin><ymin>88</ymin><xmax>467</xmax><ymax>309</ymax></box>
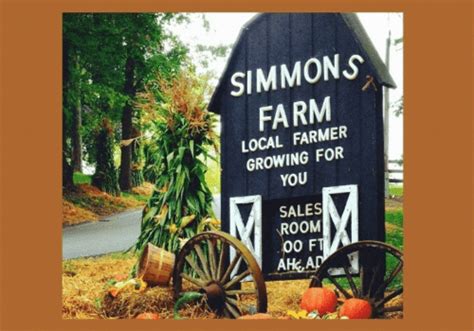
<box><xmin>309</xmin><ymin>240</ymin><xmax>403</xmax><ymax>318</ymax></box>
<box><xmin>173</xmin><ymin>231</ymin><xmax>267</xmax><ymax>319</ymax></box>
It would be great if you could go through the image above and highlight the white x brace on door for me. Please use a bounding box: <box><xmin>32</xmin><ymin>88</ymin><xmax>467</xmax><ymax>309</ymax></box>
<box><xmin>322</xmin><ymin>185</ymin><xmax>359</xmax><ymax>276</ymax></box>
<box><xmin>229</xmin><ymin>195</ymin><xmax>262</xmax><ymax>278</ymax></box>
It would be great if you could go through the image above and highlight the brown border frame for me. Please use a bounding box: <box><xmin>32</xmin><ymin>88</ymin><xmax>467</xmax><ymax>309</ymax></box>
<box><xmin>1</xmin><ymin>0</ymin><xmax>473</xmax><ymax>330</ymax></box>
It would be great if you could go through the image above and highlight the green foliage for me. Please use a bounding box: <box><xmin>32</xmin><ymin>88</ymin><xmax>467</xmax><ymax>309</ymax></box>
<box><xmin>133</xmin><ymin>71</ymin><xmax>219</xmax><ymax>256</ymax></box>
<box><xmin>195</xmin><ymin>43</ymin><xmax>231</xmax><ymax>57</ymax></box>
<box><xmin>63</xmin><ymin>13</ymin><xmax>190</xmax><ymax>187</ymax></box>
<box><xmin>142</xmin><ymin>139</ymin><xmax>160</xmax><ymax>183</ymax></box>
<box><xmin>393</xmin><ymin>36</ymin><xmax>403</xmax><ymax>45</ymax></box>
<box><xmin>73</xmin><ymin>172</ymin><xmax>92</xmax><ymax>185</ymax></box>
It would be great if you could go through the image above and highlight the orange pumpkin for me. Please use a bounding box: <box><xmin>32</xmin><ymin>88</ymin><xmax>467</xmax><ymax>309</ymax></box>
<box><xmin>136</xmin><ymin>312</ymin><xmax>160</xmax><ymax>320</ymax></box>
<box><xmin>300</xmin><ymin>287</ymin><xmax>337</xmax><ymax>315</ymax></box>
<box><xmin>339</xmin><ymin>298</ymin><xmax>372</xmax><ymax>319</ymax></box>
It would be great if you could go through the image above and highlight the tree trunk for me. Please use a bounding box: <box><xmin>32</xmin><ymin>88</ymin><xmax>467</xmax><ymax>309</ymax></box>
<box><xmin>71</xmin><ymin>55</ymin><xmax>83</xmax><ymax>172</ymax></box>
<box><xmin>62</xmin><ymin>39</ymin><xmax>74</xmax><ymax>190</ymax></box>
<box><xmin>63</xmin><ymin>150</ymin><xmax>75</xmax><ymax>190</ymax></box>
<box><xmin>119</xmin><ymin>56</ymin><xmax>135</xmax><ymax>191</ymax></box>
<box><xmin>131</xmin><ymin>126</ymin><xmax>144</xmax><ymax>187</ymax></box>
<box><xmin>92</xmin><ymin>119</ymin><xmax>120</xmax><ymax>195</ymax></box>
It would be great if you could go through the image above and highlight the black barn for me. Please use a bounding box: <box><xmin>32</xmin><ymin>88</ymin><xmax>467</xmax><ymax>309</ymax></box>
<box><xmin>209</xmin><ymin>13</ymin><xmax>396</xmax><ymax>280</ymax></box>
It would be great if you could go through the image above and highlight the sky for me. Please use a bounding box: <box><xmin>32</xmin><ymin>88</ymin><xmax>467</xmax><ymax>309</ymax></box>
<box><xmin>171</xmin><ymin>13</ymin><xmax>403</xmax><ymax>161</ymax></box>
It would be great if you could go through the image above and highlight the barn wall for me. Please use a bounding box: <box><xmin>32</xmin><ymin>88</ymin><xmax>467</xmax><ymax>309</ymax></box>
<box><xmin>218</xmin><ymin>13</ymin><xmax>385</xmax><ymax>277</ymax></box>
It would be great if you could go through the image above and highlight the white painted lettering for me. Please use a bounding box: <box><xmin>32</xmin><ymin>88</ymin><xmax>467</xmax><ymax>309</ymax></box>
<box><xmin>343</xmin><ymin>54</ymin><xmax>365</xmax><ymax>80</ymax></box>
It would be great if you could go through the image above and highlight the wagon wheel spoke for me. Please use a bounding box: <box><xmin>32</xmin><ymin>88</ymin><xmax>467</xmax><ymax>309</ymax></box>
<box><xmin>378</xmin><ymin>305</ymin><xmax>403</xmax><ymax>313</ymax></box>
<box><xmin>180</xmin><ymin>272</ymin><xmax>206</xmax><ymax>288</ymax></box>
<box><xmin>223</xmin><ymin>308</ymin><xmax>232</xmax><ymax>318</ymax></box>
<box><xmin>224</xmin><ymin>269</ymin><xmax>251</xmax><ymax>290</ymax></box>
<box><xmin>359</xmin><ymin>264</ymin><xmax>366</xmax><ymax>297</ymax></box>
<box><xmin>185</xmin><ymin>255</ymin><xmax>209</xmax><ymax>282</ymax></box>
<box><xmin>310</xmin><ymin>275</ymin><xmax>323</xmax><ymax>288</ymax></box>
<box><xmin>367</xmin><ymin>263</ymin><xmax>382</xmax><ymax>297</ymax></box>
<box><xmin>374</xmin><ymin>261</ymin><xmax>403</xmax><ymax>298</ymax></box>
<box><xmin>216</xmin><ymin>241</ymin><xmax>226</xmax><ymax>280</ymax></box>
<box><xmin>327</xmin><ymin>273</ymin><xmax>352</xmax><ymax>299</ymax></box>
<box><xmin>225</xmin><ymin>301</ymin><xmax>241</xmax><ymax>318</ymax></box>
<box><xmin>226</xmin><ymin>296</ymin><xmax>247</xmax><ymax>315</ymax></box>
<box><xmin>342</xmin><ymin>260</ymin><xmax>359</xmax><ymax>297</ymax></box>
<box><xmin>220</xmin><ymin>252</ymin><xmax>242</xmax><ymax>283</ymax></box>
<box><xmin>207</xmin><ymin>239</ymin><xmax>217</xmax><ymax>279</ymax></box>
<box><xmin>226</xmin><ymin>296</ymin><xmax>240</xmax><ymax>308</ymax></box>
<box><xmin>375</xmin><ymin>287</ymin><xmax>403</xmax><ymax>308</ymax></box>
<box><xmin>226</xmin><ymin>289</ymin><xmax>257</xmax><ymax>296</ymax></box>
<box><xmin>194</xmin><ymin>244</ymin><xmax>212</xmax><ymax>280</ymax></box>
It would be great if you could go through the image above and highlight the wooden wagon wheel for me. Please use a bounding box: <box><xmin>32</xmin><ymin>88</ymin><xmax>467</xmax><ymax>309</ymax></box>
<box><xmin>173</xmin><ymin>231</ymin><xmax>267</xmax><ymax>319</ymax></box>
<box><xmin>309</xmin><ymin>240</ymin><xmax>403</xmax><ymax>318</ymax></box>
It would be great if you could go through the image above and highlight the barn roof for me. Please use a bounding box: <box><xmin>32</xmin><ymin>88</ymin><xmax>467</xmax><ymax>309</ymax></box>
<box><xmin>208</xmin><ymin>13</ymin><xmax>396</xmax><ymax>114</ymax></box>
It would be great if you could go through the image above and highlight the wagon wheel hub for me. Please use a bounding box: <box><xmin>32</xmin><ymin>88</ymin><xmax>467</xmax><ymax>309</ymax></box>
<box><xmin>200</xmin><ymin>282</ymin><xmax>226</xmax><ymax>311</ymax></box>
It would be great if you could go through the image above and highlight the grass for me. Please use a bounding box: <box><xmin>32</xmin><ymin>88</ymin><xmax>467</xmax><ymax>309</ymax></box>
<box><xmin>386</xmin><ymin>209</ymin><xmax>403</xmax><ymax>229</ymax></box>
<box><xmin>121</xmin><ymin>191</ymin><xmax>149</xmax><ymax>203</ymax></box>
<box><xmin>389</xmin><ymin>184</ymin><xmax>403</xmax><ymax>197</ymax></box>
<box><xmin>73</xmin><ymin>172</ymin><xmax>92</xmax><ymax>185</ymax></box>
<box><xmin>384</xmin><ymin>204</ymin><xmax>404</xmax><ymax>288</ymax></box>
<box><xmin>385</xmin><ymin>207</ymin><xmax>404</xmax><ymax>261</ymax></box>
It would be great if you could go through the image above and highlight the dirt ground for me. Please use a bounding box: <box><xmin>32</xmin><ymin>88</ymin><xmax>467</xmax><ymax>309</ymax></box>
<box><xmin>63</xmin><ymin>183</ymin><xmax>153</xmax><ymax>226</ymax></box>
<box><xmin>385</xmin><ymin>197</ymin><xmax>403</xmax><ymax>210</ymax></box>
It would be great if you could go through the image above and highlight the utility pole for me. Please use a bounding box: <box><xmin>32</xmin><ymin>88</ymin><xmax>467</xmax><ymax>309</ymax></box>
<box><xmin>383</xmin><ymin>18</ymin><xmax>391</xmax><ymax>198</ymax></box>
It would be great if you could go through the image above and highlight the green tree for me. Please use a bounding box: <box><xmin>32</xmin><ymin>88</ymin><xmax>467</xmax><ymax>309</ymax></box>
<box><xmin>63</xmin><ymin>14</ymin><xmax>94</xmax><ymax>179</ymax></box>
<box><xmin>63</xmin><ymin>13</ymin><xmax>188</xmax><ymax>193</ymax></box>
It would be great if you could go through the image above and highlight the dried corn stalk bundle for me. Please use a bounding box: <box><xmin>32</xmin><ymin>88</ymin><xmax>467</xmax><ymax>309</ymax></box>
<box><xmin>132</xmin><ymin>71</ymin><xmax>219</xmax><ymax>263</ymax></box>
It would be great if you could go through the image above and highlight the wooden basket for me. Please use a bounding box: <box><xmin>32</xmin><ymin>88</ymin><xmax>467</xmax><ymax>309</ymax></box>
<box><xmin>137</xmin><ymin>243</ymin><xmax>175</xmax><ymax>287</ymax></box>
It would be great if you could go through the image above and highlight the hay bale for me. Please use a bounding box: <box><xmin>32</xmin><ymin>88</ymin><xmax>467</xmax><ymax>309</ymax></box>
<box><xmin>103</xmin><ymin>286</ymin><xmax>174</xmax><ymax>319</ymax></box>
<box><xmin>238</xmin><ymin>313</ymin><xmax>273</xmax><ymax>320</ymax></box>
